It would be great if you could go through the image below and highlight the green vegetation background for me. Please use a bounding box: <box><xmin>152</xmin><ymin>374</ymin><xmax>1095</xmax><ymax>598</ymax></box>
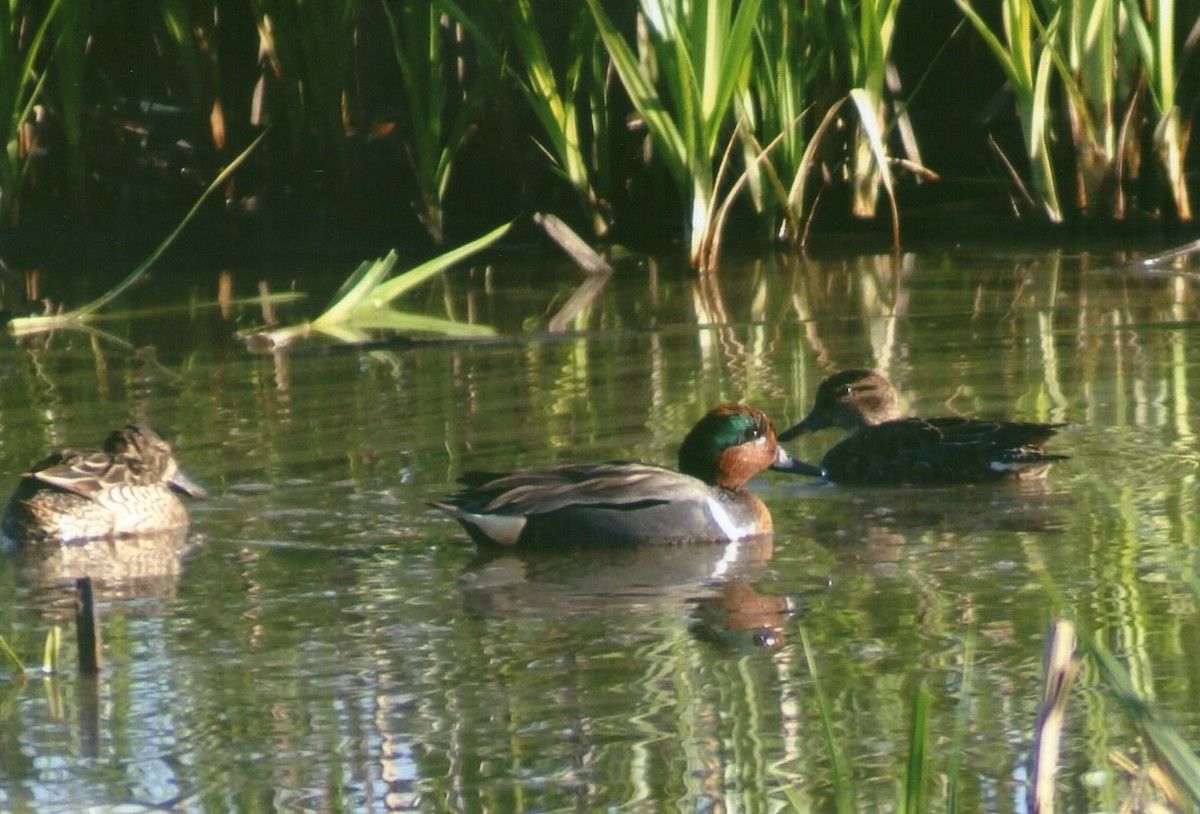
<box><xmin>0</xmin><ymin>0</ymin><xmax>1196</xmax><ymax>269</ymax></box>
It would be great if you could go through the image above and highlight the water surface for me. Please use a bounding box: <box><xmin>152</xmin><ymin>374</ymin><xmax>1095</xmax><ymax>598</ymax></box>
<box><xmin>1</xmin><ymin>245</ymin><xmax>1198</xmax><ymax>812</ymax></box>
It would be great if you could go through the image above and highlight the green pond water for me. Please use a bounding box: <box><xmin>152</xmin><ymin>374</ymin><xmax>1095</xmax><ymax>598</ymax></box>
<box><xmin>0</xmin><ymin>244</ymin><xmax>1198</xmax><ymax>812</ymax></box>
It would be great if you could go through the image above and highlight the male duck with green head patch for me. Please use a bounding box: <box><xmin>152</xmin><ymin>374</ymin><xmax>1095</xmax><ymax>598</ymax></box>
<box><xmin>433</xmin><ymin>403</ymin><xmax>805</xmax><ymax>547</ymax></box>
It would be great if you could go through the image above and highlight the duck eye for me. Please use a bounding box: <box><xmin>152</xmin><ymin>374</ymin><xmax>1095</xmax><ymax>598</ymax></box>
<box><xmin>744</xmin><ymin>425</ymin><xmax>763</xmax><ymax>442</ymax></box>
<box><xmin>838</xmin><ymin>385</ymin><xmax>854</xmax><ymax>398</ymax></box>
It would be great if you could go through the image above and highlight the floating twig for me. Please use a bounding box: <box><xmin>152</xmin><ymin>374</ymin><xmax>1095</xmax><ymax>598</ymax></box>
<box><xmin>534</xmin><ymin>213</ymin><xmax>613</xmax><ymax>275</ymax></box>
<box><xmin>1126</xmin><ymin>238</ymin><xmax>1200</xmax><ymax>269</ymax></box>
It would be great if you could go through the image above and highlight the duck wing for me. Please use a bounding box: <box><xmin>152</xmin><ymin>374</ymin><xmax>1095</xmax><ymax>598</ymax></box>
<box><xmin>823</xmin><ymin>417</ymin><xmax>1067</xmax><ymax>484</ymax></box>
<box><xmin>451</xmin><ymin>463</ymin><xmax>703</xmax><ymax>515</ymax></box>
<box><xmin>921</xmin><ymin>416</ymin><xmax>1065</xmax><ymax>450</ymax></box>
<box><xmin>23</xmin><ymin>448</ymin><xmax>119</xmax><ymax>501</ymax></box>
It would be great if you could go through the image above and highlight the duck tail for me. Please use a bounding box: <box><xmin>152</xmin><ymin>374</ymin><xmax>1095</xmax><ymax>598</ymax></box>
<box><xmin>989</xmin><ymin>449</ymin><xmax>1069</xmax><ymax>475</ymax></box>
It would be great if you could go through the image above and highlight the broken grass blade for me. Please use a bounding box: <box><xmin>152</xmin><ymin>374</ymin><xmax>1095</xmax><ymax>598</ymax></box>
<box><xmin>42</xmin><ymin>626</ymin><xmax>61</xmax><ymax>675</ymax></box>
<box><xmin>848</xmin><ymin>88</ymin><xmax>900</xmax><ymax>249</ymax></box>
<box><xmin>1029</xmin><ymin>619</ymin><xmax>1079</xmax><ymax>814</ymax></box>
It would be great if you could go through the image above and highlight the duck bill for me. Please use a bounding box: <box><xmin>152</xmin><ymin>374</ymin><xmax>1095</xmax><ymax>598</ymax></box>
<box><xmin>770</xmin><ymin>444</ymin><xmax>825</xmax><ymax>478</ymax></box>
<box><xmin>169</xmin><ymin>469</ymin><xmax>209</xmax><ymax>500</ymax></box>
<box><xmin>776</xmin><ymin>407</ymin><xmax>824</xmax><ymax>442</ymax></box>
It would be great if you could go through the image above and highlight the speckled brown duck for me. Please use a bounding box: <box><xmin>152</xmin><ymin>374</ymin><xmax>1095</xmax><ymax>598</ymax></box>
<box><xmin>2</xmin><ymin>425</ymin><xmax>207</xmax><ymax>547</ymax></box>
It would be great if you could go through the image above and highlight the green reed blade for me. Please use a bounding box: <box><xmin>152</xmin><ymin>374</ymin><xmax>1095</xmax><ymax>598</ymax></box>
<box><xmin>0</xmin><ymin>633</ymin><xmax>24</xmax><ymax>675</ymax></box>
<box><xmin>383</xmin><ymin>0</ymin><xmax>484</xmax><ymax>244</ymax></box>
<box><xmin>956</xmin><ymin>0</ymin><xmax>1062</xmax><ymax>221</ymax></box>
<box><xmin>51</xmin><ymin>0</ymin><xmax>88</xmax><ymax>206</ymax></box>
<box><xmin>587</xmin><ymin>0</ymin><xmax>760</xmax><ymax>265</ymax></box>
<box><xmin>340</xmin><ymin>310</ymin><xmax>495</xmax><ymax>336</ymax></box>
<box><xmin>799</xmin><ymin>626</ymin><xmax>857</xmax><ymax>814</ymax></box>
<box><xmin>316</xmin><ymin>254</ymin><xmax>398</xmax><ymax>325</ymax></box>
<box><xmin>505</xmin><ymin>0</ymin><xmax>606</xmax><ymax>235</ymax></box>
<box><xmin>1085</xmin><ymin>634</ymin><xmax>1200</xmax><ymax>806</ymax></box>
<box><xmin>0</xmin><ymin>0</ymin><xmax>63</xmax><ymax>224</ymax></box>
<box><xmin>898</xmin><ymin>682</ymin><xmax>931</xmax><ymax>814</ymax></box>
<box><xmin>74</xmin><ymin>130</ymin><xmax>269</xmax><ymax>317</ymax></box>
<box><xmin>586</xmin><ymin>0</ymin><xmax>688</xmax><ymax>183</ymax></box>
<box><xmin>362</xmin><ymin>219</ymin><xmax>512</xmax><ymax>306</ymax></box>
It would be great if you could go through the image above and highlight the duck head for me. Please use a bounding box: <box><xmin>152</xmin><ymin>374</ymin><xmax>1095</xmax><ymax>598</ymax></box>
<box><xmin>106</xmin><ymin>425</ymin><xmax>209</xmax><ymax>499</ymax></box>
<box><xmin>677</xmin><ymin>403</ymin><xmax>801</xmax><ymax>488</ymax></box>
<box><xmin>778</xmin><ymin>369</ymin><xmax>901</xmax><ymax>441</ymax></box>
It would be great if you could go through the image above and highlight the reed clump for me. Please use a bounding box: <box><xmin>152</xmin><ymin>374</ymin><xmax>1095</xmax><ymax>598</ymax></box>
<box><xmin>0</xmin><ymin>1</ymin><xmax>1193</xmax><ymax>270</ymax></box>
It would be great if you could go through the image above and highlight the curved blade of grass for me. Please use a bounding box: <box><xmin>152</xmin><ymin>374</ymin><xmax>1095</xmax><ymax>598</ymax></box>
<box><xmin>786</xmin><ymin>98</ymin><xmax>848</xmax><ymax>231</ymax></box>
<box><xmin>74</xmin><ymin>129</ymin><xmax>269</xmax><ymax>317</ymax></box>
<box><xmin>362</xmin><ymin>219</ymin><xmax>512</xmax><ymax>306</ymax></box>
<box><xmin>7</xmin><ymin>129</ymin><xmax>268</xmax><ymax>334</ymax></box>
<box><xmin>8</xmin><ymin>0</ymin><xmax>63</xmax><ymax>130</ymax></box>
<box><xmin>953</xmin><ymin>0</ymin><xmax>1022</xmax><ymax>102</ymax></box>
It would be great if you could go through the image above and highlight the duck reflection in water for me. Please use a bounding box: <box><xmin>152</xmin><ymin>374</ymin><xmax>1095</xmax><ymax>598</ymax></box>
<box><xmin>689</xmin><ymin>581</ymin><xmax>806</xmax><ymax>651</ymax></box>
<box><xmin>458</xmin><ymin>535</ymin><xmax>777</xmax><ymax>619</ymax></box>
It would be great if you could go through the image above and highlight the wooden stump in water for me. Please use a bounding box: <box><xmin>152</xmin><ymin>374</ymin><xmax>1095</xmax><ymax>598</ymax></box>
<box><xmin>75</xmin><ymin>577</ymin><xmax>102</xmax><ymax>675</ymax></box>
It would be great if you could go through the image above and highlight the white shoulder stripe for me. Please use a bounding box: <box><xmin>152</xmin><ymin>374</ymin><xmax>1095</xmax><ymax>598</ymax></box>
<box><xmin>704</xmin><ymin>496</ymin><xmax>749</xmax><ymax>542</ymax></box>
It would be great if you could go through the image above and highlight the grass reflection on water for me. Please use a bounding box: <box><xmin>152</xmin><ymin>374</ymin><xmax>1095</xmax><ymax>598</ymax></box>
<box><xmin>0</xmin><ymin>246</ymin><xmax>1199</xmax><ymax>811</ymax></box>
